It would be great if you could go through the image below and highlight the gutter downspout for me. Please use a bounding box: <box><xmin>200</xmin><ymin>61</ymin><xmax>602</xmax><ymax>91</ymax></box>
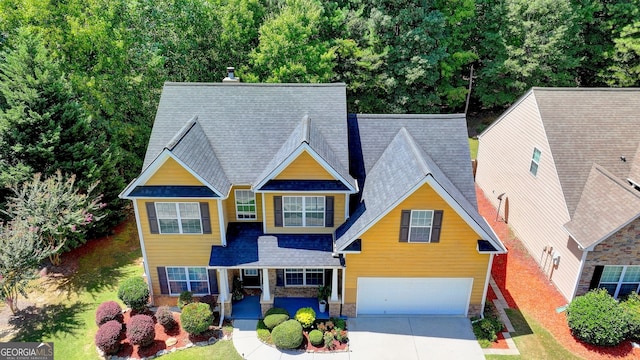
<box><xmin>480</xmin><ymin>253</ymin><xmax>495</xmax><ymax>319</ymax></box>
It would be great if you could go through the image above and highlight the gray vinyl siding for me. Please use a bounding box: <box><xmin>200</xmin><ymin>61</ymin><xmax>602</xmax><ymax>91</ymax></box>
<box><xmin>476</xmin><ymin>92</ymin><xmax>583</xmax><ymax>301</ymax></box>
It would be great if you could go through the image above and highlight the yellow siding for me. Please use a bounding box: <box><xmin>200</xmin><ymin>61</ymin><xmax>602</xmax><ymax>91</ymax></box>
<box><xmin>264</xmin><ymin>193</ymin><xmax>345</xmax><ymax>234</ymax></box>
<box><xmin>275</xmin><ymin>151</ymin><xmax>335</xmax><ymax>180</ymax></box>
<box><xmin>145</xmin><ymin>157</ymin><xmax>203</xmax><ymax>186</ymax></box>
<box><xmin>223</xmin><ymin>185</ymin><xmax>263</xmax><ymax>223</ymax></box>
<box><xmin>343</xmin><ymin>183</ymin><xmax>490</xmax><ymax>306</ymax></box>
<box><xmin>136</xmin><ymin>199</ymin><xmax>221</xmax><ymax>297</ymax></box>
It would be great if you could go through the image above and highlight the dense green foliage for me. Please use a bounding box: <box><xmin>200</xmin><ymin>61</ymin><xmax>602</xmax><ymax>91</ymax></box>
<box><xmin>271</xmin><ymin>319</ymin><xmax>304</xmax><ymax>349</ymax></box>
<box><xmin>0</xmin><ymin>0</ymin><xmax>637</xmax><ymax>242</ymax></box>
<box><xmin>181</xmin><ymin>303</ymin><xmax>213</xmax><ymax>335</ymax></box>
<box><xmin>264</xmin><ymin>313</ymin><xmax>290</xmax><ymax>330</ymax></box>
<box><xmin>264</xmin><ymin>307</ymin><xmax>290</xmax><ymax>317</ymax></box>
<box><xmin>117</xmin><ymin>277</ymin><xmax>150</xmax><ymax>312</ymax></box>
<box><xmin>309</xmin><ymin>329</ymin><xmax>324</xmax><ymax>346</ymax></box>
<box><xmin>621</xmin><ymin>292</ymin><xmax>640</xmax><ymax>341</ymax></box>
<box><xmin>177</xmin><ymin>291</ymin><xmax>194</xmax><ymax>310</ymax></box>
<box><xmin>566</xmin><ymin>289</ymin><xmax>629</xmax><ymax>346</ymax></box>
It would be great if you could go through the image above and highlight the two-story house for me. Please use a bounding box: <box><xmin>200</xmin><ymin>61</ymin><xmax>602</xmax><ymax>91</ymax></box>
<box><xmin>120</xmin><ymin>80</ymin><xmax>505</xmax><ymax>318</ymax></box>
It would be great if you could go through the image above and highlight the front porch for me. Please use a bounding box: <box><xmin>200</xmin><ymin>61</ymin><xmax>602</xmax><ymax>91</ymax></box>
<box><xmin>231</xmin><ymin>295</ymin><xmax>331</xmax><ymax>320</ymax></box>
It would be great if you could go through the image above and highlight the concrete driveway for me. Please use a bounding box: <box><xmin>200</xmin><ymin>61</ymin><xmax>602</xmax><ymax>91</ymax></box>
<box><xmin>347</xmin><ymin>316</ymin><xmax>485</xmax><ymax>360</ymax></box>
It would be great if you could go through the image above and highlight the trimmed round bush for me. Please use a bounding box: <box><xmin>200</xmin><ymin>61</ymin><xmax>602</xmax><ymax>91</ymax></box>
<box><xmin>95</xmin><ymin>320</ymin><xmax>122</xmax><ymax>355</ymax></box>
<box><xmin>264</xmin><ymin>307</ymin><xmax>289</xmax><ymax>317</ymax></box>
<box><xmin>263</xmin><ymin>313</ymin><xmax>289</xmax><ymax>330</ymax></box>
<box><xmin>156</xmin><ymin>306</ymin><xmax>177</xmax><ymax>331</ymax></box>
<box><xmin>117</xmin><ymin>277</ymin><xmax>149</xmax><ymax>312</ymax></box>
<box><xmin>309</xmin><ymin>329</ymin><xmax>323</xmax><ymax>346</ymax></box>
<box><xmin>126</xmin><ymin>314</ymin><xmax>156</xmax><ymax>347</ymax></box>
<box><xmin>294</xmin><ymin>307</ymin><xmax>316</xmax><ymax>328</ymax></box>
<box><xmin>96</xmin><ymin>301</ymin><xmax>123</xmax><ymax>326</ymax></box>
<box><xmin>271</xmin><ymin>320</ymin><xmax>303</xmax><ymax>349</ymax></box>
<box><xmin>622</xmin><ymin>292</ymin><xmax>640</xmax><ymax>341</ymax></box>
<box><xmin>181</xmin><ymin>303</ymin><xmax>213</xmax><ymax>335</ymax></box>
<box><xmin>177</xmin><ymin>291</ymin><xmax>193</xmax><ymax>310</ymax></box>
<box><xmin>567</xmin><ymin>289</ymin><xmax>629</xmax><ymax>346</ymax></box>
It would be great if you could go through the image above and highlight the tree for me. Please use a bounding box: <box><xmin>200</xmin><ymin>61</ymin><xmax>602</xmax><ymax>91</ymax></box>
<box><xmin>606</xmin><ymin>20</ymin><xmax>640</xmax><ymax>86</ymax></box>
<box><xmin>4</xmin><ymin>171</ymin><xmax>105</xmax><ymax>265</ymax></box>
<box><xmin>0</xmin><ymin>219</ymin><xmax>59</xmax><ymax>314</ymax></box>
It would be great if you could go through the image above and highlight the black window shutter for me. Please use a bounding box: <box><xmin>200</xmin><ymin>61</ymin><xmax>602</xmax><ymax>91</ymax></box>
<box><xmin>200</xmin><ymin>202</ymin><xmax>212</xmax><ymax>234</ymax></box>
<box><xmin>325</xmin><ymin>196</ymin><xmax>334</xmax><ymax>227</ymax></box>
<box><xmin>274</xmin><ymin>196</ymin><xmax>283</xmax><ymax>227</ymax></box>
<box><xmin>276</xmin><ymin>269</ymin><xmax>284</xmax><ymax>286</ymax></box>
<box><xmin>589</xmin><ymin>265</ymin><xmax>604</xmax><ymax>290</ymax></box>
<box><xmin>146</xmin><ymin>202</ymin><xmax>159</xmax><ymax>234</ymax></box>
<box><xmin>431</xmin><ymin>210</ymin><xmax>444</xmax><ymax>243</ymax></box>
<box><xmin>399</xmin><ymin>210</ymin><xmax>411</xmax><ymax>242</ymax></box>
<box><xmin>208</xmin><ymin>269</ymin><xmax>219</xmax><ymax>294</ymax></box>
<box><xmin>157</xmin><ymin>267</ymin><xmax>169</xmax><ymax>294</ymax></box>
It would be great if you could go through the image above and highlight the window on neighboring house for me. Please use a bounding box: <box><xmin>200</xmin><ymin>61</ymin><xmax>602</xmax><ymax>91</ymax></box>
<box><xmin>284</xmin><ymin>268</ymin><xmax>324</xmax><ymax>286</ymax></box>
<box><xmin>409</xmin><ymin>210</ymin><xmax>433</xmax><ymax>242</ymax></box>
<box><xmin>530</xmin><ymin>148</ymin><xmax>541</xmax><ymax>176</ymax></box>
<box><xmin>155</xmin><ymin>202</ymin><xmax>202</xmax><ymax>234</ymax></box>
<box><xmin>598</xmin><ymin>265</ymin><xmax>640</xmax><ymax>298</ymax></box>
<box><xmin>235</xmin><ymin>190</ymin><xmax>256</xmax><ymax>220</ymax></box>
<box><xmin>283</xmin><ymin>196</ymin><xmax>325</xmax><ymax>227</ymax></box>
<box><xmin>166</xmin><ymin>267</ymin><xmax>209</xmax><ymax>295</ymax></box>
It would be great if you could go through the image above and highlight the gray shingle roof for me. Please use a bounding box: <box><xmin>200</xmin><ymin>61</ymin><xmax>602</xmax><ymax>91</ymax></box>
<box><xmin>563</xmin><ymin>164</ymin><xmax>640</xmax><ymax>249</ymax></box>
<box><xmin>143</xmin><ymin>83</ymin><xmax>349</xmax><ymax>186</ymax></box>
<box><xmin>335</xmin><ymin>127</ymin><xmax>503</xmax><ymax>251</ymax></box>
<box><xmin>532</xmin><ymin>88</ymin><xmax>640</xmax><ymax>215</ymax></box>
<box><xmin>168</xmin><ymin>119</ymin><xmax>231</xmax><ymax>196</ymax></box>
<box><xmin>630</xmin><ymin>143</ymin><xmax>640</xmax><ymax>185</ymax></box>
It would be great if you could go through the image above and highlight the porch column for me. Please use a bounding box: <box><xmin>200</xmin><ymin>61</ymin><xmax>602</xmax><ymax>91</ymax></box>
<box><xmin>330</xmin><ymin>268</ymin><xmax>339</xmax><ymax>302</ymax></box>
<box><xmin>262</xmin><ymin>268</ymin><xmax>271</xmax><ymax>301</ymax></box>
<box><xmin>218</xmin><ymin>269</ymin><xmax>230</xmax><ymax>301</ymax></box>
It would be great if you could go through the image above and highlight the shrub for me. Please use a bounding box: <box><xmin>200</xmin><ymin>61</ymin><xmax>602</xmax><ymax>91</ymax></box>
<box><xmin>567</xmin><ymin>289</ymin><xmax>629</xmax><ymax>346</ymax></box>
<box><xmin>178</xmin><ymin>291</ymin><xmax>193</xmax><ymax>310</ymax></box>
<box><xmin>117</xmin><ymin>277</ymin><xmax>149</xmax><ymax>312</ymax></box>
<box><xmin>96</xmin><ymin>301</ymin><xmax>123</xmax><ymax>326</ymax></box>
<box><xmin>309</xmin><ymin>329</ymin><xmax>323</xmax><ymax>346</ymax></box>
<box><xmin>472</xmin><ymin>317</ymin><xmax>503</xmax><ymax>345</ymax></box>
<box><xmin>200</xmin><ymin>295</ymin><xmax>217</xmax><ymax>311</ymax></box>
<box><xmin>271</xmin><ymin>320</ymin><xmax>303</xmax><ymax>349</ymax></box>
<box><xmin>317</xmin><ymin>322</ymin><xmax>326</xmax><ymax>332</ymax></box>
<box><xmin>331</xmin><ymin>317</ymin><xmax>346</xmax><ymax>330</ymax></box>
<box><xmin>323</xmin><ymin>331</ymin><xmax>336</xmax><ymax>350</ymax></box>
<box><xmin>126</xmin><ymin>314</ymin><xmax>155</xmax><ymax>347</ymax></box>
<box><xmin>95</xmin><ymin>320</ymin><xmax>122</xmax><ymax>355</ymax></box>
<box><xmin>264</xmin><ymin>313</ymin><xmax>289</xmax><ymax>330</ymax></box>
<box><xmin>334</xmin><ymin>328</ymin><xmax>348</xmax><ymax>343</ymax></box>
<box><xmin>256</xmin><ymin>320</ymin><xmax>272</xmax><ymax>344</ymax></box>
<box><xmin>324</xmin><ymin>320</ymin><xmax>334</xmax><ymax>331</ymax></box>
<box><xmin>621</xmin><ymin>292</ymin><xmax>640</xmax><ymax>341</ymax></box>
<box><xmin>156</xmin><ymin>306</ymin><xmax>177</xmax><ymax>331</ymax></box>
<box><xmin>181</xmin><ymin>303</ymin><xmax>212</xmax><ymax>335</ymax></box>
<box><xmin>294</xmin><ymin>307</ymin><xmax>316</xmax><ymax>328</ymax></box>
<box><xmin>264</xmin><ymin>307</ymin><xmax>289</xmax><ymax>317</ymax></box>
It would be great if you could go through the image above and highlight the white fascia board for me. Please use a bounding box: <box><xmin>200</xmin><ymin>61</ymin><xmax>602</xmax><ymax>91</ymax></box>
<box><xmin>255</xmin><ymin>144</ymin><xmax>357</xmax><ymax>193</ymax></box>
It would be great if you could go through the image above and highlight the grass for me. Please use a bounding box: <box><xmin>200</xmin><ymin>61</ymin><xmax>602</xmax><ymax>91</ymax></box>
<box><xmin>485</xmin><ymin>308</ymin><xmax>582</xmax><ymax>360</ymax></box>
<box><xmin>160</xmin><ymin>341</ymin><xmax>243</xmax><ymax>360</ymax></box>
<box><xmin>469</xmin><ymin>138</ymin><xmax>479</xmax><ymax>160</ymax></box>
<box><xmin>5</xmin><ymin>217</ymin><xmax>242</xmax><ymax>360</ymax></box>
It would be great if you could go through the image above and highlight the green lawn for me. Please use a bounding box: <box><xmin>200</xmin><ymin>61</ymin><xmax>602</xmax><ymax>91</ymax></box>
<box><xmin>469</xmin><ymin>138</ymin><xmax>479</xmax><ymax>160</ymax></box>
<box><xmin>6</xmin><ymin>218</ymin><xmax>242</xmax><ymax>360</ymax></box>
<box><xmin>485</xmin><ymin>308</ymin><xmax>582</xmax><ymax>360</ymax></box>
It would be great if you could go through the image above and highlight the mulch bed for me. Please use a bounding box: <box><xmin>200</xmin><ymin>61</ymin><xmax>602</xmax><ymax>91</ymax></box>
<box><xmin>301</xmin><ymin>330</ymin><xmax>348</xmax><ymax>352</ymax></box>
<box><xmin>485</xmin><ymin>285</ymin><xmax>509</xmax><ymax>350</ymax></box>
<box><xmin>477</xmin><ymin>185</ymin><xmax>640</xmax><ymax>359</ymax></box>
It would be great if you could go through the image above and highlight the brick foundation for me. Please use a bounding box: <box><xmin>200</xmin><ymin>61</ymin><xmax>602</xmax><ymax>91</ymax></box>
<box><xmin>468</xmin><ymin>303</ymin><xmax>482</xmax><ymax>318</ymax></box>
<box><xmin>342</xmin><ymin>303</ymin><xmax>356</xmax><ymax>317</ymax></box>
<box><xmin>328</xmin><ymin>300</ymin><xmax>341</xmax><ymax>317</ymax></box>
<box><xmin>153</xmin><ymin>295</ymin><xmax>177</xmax><ymax>307</ymax></box>
<box><xmin>273</xmin><ymin>286</ymin><xmax>317</xmax><ymax>298</ymax></box>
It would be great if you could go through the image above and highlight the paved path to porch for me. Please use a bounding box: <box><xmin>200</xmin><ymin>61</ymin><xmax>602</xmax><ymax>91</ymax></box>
<box><xmin>232</xmin><ymin>317</ymin><xmax>484</xmax><ymax>359</ymax></box>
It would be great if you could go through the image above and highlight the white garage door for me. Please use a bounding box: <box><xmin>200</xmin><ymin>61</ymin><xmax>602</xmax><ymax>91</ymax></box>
<box><xmin>357</xmin><ymin>277</ymin><xmax>473</xmax><ymax>316</ymax></box>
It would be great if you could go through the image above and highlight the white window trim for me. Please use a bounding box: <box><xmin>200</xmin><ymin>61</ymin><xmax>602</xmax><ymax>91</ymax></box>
<box><xmin>599</xmin><ymin>265</ymin><xmax>640</xmax><ymax>299</ymax></box>
<box><xmin>155</xmin><ymin>202</ymin><xmax>203</xmax><ymax>234</ymax></box>
<box><xmin>530</xmin><ymin>148</ymin><xmax>541</xmax><ymax>176</ymax></box>
<box><xmin>284</xmin><ymin>268</ymin><xmax>325</xmax><ymax>287</ymax></box>
<box><xmin>408</xmin><ymin>210</ymin><xmax>433</xmax><ymax>243</ymax></box>
<box><xmin>235</xmin><ymin>190</ymin><xmax>257</xmax><ymax>220</ymax></box>
<box><xmin>243</xmin><ymin>269</ymin><xmax>258</xmax><ymax>277</ymax></box>
<box><xmin>166</xmin><ymin>266</ymin><xmax>209</xmax><ymax>296</ymax></box>
<box><xmin>282</xmin><ymin>196</ymin><xmax>325</xmax><ymax>227</ymax></box>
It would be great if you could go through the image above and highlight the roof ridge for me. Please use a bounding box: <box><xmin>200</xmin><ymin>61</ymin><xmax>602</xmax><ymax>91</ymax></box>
<box><xmin>166</xmin><ymin>116</ymin><xmax>198</xmax><ymax>150</ymax></box>
<box><xmin>592</xmin><ymin>163</ymin><xmax>640</xmax><ymax>199</ymax></box>
<box><xmin>399</xmin><ymin>127</ymin><xmax>430</xmax><ymax>176</ymax></box>
<box><xmin>301</xmin><ymin>115</ymin><xmax>310</xmax><ymax>144</ymax></box>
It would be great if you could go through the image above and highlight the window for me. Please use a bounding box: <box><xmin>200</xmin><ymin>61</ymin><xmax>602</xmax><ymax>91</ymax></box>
<box><xmin>166</xmin><ymin>267</ymin><xmax>209</xmax><ymax>295</ymax></box>
<box><xmin>155</xmin><ymin>202</ymin><xmax>202</xmax><ymax>234</ymax></box>
<box><xmin>243</xmin><ymin>269</ymin><xmax>258</xmax><ymax>277</ymax></box>
<box><xmin>283</xmin><ymin>196</ymin><xmax>325</xmax><ymax>227</ymax></box>
<box><xmin>598</xmin><ymin>265</ymin><xmax>640</xmax><ymax>298</ymax></box>
<box><xmin>409</xmin><ymin>210</ymin><xmax>433</xmax><ymax>242</ymax></box>
<box><xmin>530</xmin><ymin>148</ymin><xmax>541</xmax><ymax>176</ymax></box>
<box><xmin>235</xmin><ymin>190</ymin><xmax>256</xmax><ymax>220</ymax></box>
<box><xmin>284</xmin><ymin>268</ymin><xmax>324</xmax><ymax>286</ymax></box>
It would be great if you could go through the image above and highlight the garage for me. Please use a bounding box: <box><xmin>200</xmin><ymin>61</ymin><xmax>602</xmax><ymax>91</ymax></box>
<box><xmin>356</xmin><ymin>277</ymin><xmax>473</xmax><ymax>316</ymax></box>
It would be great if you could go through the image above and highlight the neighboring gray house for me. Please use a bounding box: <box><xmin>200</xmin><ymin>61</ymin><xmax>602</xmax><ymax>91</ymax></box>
<box><xmin>476</xmin><ymin>88</ymin><xmax>640</xmax><ymax>301</ymax></box>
